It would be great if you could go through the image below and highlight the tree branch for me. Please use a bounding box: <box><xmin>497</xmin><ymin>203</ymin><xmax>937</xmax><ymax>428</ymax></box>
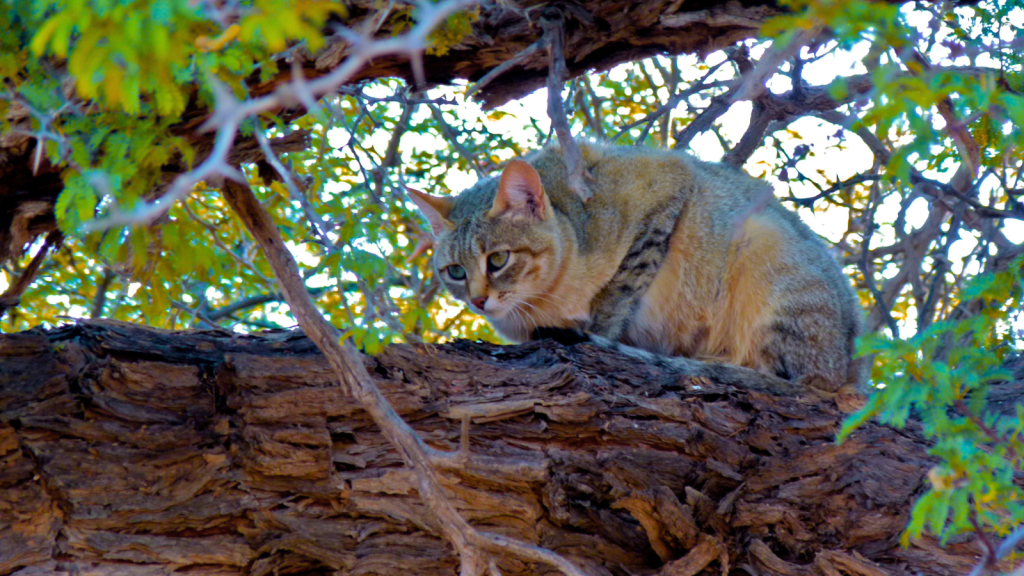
<box><xmin>0</xmin><ymin>230</ymin><xmax>62</xmax><ymax>321</ymax></box>
<box><xmin>219</xmin><ymin>177</ymin><xmax>585</xmax><ymax>576</ymax></box>
<box><xmin>540</xmin><ymin>9</ymin><xmax>593</xmax><ymax>203</ymax></box>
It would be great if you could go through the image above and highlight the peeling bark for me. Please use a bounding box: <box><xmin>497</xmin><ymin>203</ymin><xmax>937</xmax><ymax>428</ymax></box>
<box><xmin>0</xmin><ymin>320</ymin><xmax>998</xmax><ymax>575</ymax></box>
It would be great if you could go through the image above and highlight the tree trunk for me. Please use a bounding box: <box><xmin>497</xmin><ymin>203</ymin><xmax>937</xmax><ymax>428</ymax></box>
<box><xmin>0</xmin><ymin>320</ymin><xmax>990</xmax><ymax>575</ymax></box>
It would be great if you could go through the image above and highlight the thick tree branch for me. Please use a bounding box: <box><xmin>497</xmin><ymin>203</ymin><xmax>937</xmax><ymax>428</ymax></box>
<box><xmin>4</xmin><ymin>320</ymin><xmax>1014</xmax><ymax>575</ymax></box>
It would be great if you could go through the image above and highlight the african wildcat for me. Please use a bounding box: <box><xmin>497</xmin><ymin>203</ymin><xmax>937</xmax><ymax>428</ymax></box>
<box><xmin>408</xmin><ymin>143</ymin><xmax>863</xmax><ymax>393</ymax></box>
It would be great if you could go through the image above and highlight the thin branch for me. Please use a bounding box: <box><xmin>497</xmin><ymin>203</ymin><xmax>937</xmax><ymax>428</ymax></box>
<box><xmin>858</xmin><ymin>177</ymin><xmax>902</xmax><ymax>338</ymax></box>
<box><xmin>219</xmin><ymin>177</ymin><xmax>586</xmax><ymax>576</ymax></box>
<box><xmin>903</xmin><ymin>49</ymin><xmax>981</xmax><ymax>193</ymax></box>
<box><xmin>723</xmin><ymin>100</ymin><xmax>772</xmax><ymax>167</ymax></box>
<box><xmin>89</xmin><ymin>268</ymin><xmax>115</xmax><ymax>319</ymax></box>
<box><xmin>609</xmin><ymin>62</ymin><xmax>729</xmax><ymax>142</ymax></box>
<box><xmin>204</xmin><ymin>286</ymin><xmax>329</xmax><ymax>321</ymax></box>
<box><xmin>968</xmin><ymin>498</ymin><xmax>999</xmax><ymax>568</ymax></box>
<box><xmin>815</xmin><ymin>110</ymin><xmax>892</xmax><ymax>164</ymax></box>
<box><xmin>579</xmin><ymin>75</ymin><xmax>606</xmax><ymax>138</ymax></box>
<box><xmin>254</xmin><ymin>122</ymin><xmax>333</xmax><ymax>246</ymax></box>
<box><xmin>428</xmin><ymin>103</ymin><xmax>486</xmax><ymax>178</ymax></box>
<box><xmin>731</xmin><ymin>25</ymin><xmax>824</xmax><ymax>103</ymax></box>
<box><xmin>539</xmin><ymin>9</ymin><xmax>592</xmax><ymax>203</ymax></box>
<box><xmin>953</xmin><ymin>399</ymin><xmax>1020</xmax><ymax>461</ymax></box>
<box><xmin>466</xmin><ymin>38</ymin><xmax>547</xmax><ymax>98</ymax></box>
<box><xmin>782</xmin><ymin>174</ymin><xmax>881</xmax><ymax>207</ymax></box>
<box><xmin>170</xmin><ymin>299</ymin><xmax>219</xmax><ymax>329</ymax></box>
<box><xmin>0</xmin><ymin>230</ymin><xmax>62</xmax><ymax>320</ymax></box>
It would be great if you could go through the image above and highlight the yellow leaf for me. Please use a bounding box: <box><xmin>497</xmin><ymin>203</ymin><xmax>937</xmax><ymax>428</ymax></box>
<box><xmin>196</xmin><ymin>24</ymin><xmax>241</xmax><ymax>52</ymax></box>
<box><xmin>103</xmin><ymin>65</ymin><xmax>124</xmax><ymax>109</ymax></box>
<box><xmin>30</xmin><ymin>16</ymin><xmax>64</xmax><ymax>56</ymax></box>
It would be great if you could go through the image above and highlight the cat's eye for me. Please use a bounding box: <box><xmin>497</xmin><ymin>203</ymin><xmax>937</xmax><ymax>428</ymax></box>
<box><xmin>446</xmin><ymin>264</ymin><xmax>467</xmax><ymax>281</ymax></box>
<box><xmin>487</xmin><ymin>251</ymin><xmax>510</xmax><ymax>272</ymax></box>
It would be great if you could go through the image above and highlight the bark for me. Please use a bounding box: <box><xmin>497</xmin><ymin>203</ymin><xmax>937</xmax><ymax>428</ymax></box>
<box><xmin>0</xmin><ymin>320</ymin><xmax>1000</xmax><ymax>576</ymax></box>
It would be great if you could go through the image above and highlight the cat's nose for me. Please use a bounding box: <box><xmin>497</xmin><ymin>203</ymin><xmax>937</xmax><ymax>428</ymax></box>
<box><xmin>471</xmin><ymin>296</ymin><xmax>487</xmax><ymax>310</ymax></box>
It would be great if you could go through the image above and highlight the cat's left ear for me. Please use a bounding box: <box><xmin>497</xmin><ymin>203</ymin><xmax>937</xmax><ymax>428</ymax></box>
<box><xmin>406</xmin><ymin>186</ymin><xmax>454</xmax><ymax>236</ymax></box>
<box><xmin>489</xmin><ymin>160</ymin><xmax>550</xmax><ymax>220</ymax></box>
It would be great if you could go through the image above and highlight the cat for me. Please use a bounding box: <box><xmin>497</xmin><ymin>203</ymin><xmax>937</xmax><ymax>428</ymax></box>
<box><xmin>408</xmin><ymin>142</ymin><xmax>863</xmax><ymax>393</ymax></box>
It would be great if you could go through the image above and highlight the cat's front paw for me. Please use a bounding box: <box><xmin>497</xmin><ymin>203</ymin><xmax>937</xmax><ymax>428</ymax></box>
<box><xmin>530</xmin><ymin>326</ymin><xmax>592</xmax><ymax>346</ymax></box>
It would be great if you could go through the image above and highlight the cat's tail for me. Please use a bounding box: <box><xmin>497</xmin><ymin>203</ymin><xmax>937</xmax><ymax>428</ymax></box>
<box><xmin>533</xmin><ymin>327</ymin><xmax>803</xmax><ymax>396</ymax></box>
<box><xmin>587</xmin><ymin>334</ymin><xmax>803</xmax><ymax>395</ymax></box>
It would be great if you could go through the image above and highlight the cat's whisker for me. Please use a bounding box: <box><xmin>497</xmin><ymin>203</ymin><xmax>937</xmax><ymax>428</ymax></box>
<box><xmin>516</xmin><ymin>299</ymin><xmax>562</xmax><ymax>329</ymax></box>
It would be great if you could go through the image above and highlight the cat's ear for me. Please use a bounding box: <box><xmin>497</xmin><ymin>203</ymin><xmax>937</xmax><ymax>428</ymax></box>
<box><xmin>406</xmin><ymin>186</ymin><xmax>453</xmax><ymax>236</ymax></box>
<box><xmin>490</xmin><ymin>160</ymin><xmax>550</xmax><ymax>220</ymax></box>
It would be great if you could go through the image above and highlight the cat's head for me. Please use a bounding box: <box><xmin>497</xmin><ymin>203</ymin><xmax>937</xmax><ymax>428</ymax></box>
<box><xmin>408</xmin><ymin>160</ymin><xmax>565</xmax><ymax>321</ymax></box>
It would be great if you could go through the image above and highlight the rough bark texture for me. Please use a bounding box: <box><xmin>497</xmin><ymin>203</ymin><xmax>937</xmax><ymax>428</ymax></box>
<box><xmin>0</xmin><ymin>320</ymin><xmax>1000</xmax><ymax>575</ymax></box>
<box><xmin>1</xmin><ymin>0</ymin><xmax>776</xmax><ymax>263</ymax></box>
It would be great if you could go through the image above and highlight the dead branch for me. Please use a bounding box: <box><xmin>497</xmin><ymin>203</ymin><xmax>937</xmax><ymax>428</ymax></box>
<box><xmin>540</xmin><ymin>10</ymin><xmax>593</xmax><ymax>203</ymax></box>
<box><xmin>219</xmin><ymin>177</ymin><xmax>586</xmax><ymax>575</ymax></box>
<box><xmin>466</xmin><ymin>38</ymin><xmax>547</xmax><ymax>98</ymax></box>
<box><xmin>731</xmin><ymin>25</ymin><xmax>823</xmax><ymax>103</ymax></box>
<box><xmin>0</xmin><ymin>230</ymin><xmax>62</xmax><ymax>320</ymax></box>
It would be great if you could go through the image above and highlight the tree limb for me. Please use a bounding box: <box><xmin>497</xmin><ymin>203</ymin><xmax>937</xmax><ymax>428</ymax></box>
<box><xmin>218</xmin><ymin>177</ymin><xmax>586</xmax><ymax>575</ymax></box>
<box><xmin>540</xmin><ymin>10</ymin><xmax>593</xmax><ymax>203</ymax></box>
<box><xmin>0</xmin><ymin>230</ymin><xmax>62</xmax><ymax>321</ymax></box>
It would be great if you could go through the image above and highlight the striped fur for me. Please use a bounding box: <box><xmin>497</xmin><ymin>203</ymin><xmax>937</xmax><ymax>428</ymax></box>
<box><xmin>410</xmin><ymin>142</ymin><xmax>864</xmax><ymax>392</ymax></box>
<box><xmin>588</xmin><ymin>192</ymin><xmax>687</xmax><ymax>340</ymax></box>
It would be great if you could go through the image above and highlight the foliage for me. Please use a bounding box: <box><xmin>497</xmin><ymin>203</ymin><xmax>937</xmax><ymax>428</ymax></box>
<box><xmin>840</xmin><ymin>256</ymin><xmax>1024</xmax><ymax>546</ymax></box>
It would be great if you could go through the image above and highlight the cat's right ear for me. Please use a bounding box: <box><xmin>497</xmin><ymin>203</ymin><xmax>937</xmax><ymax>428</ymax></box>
<box><xmin>406</xmin><ymin>186</ymin><xmax>454</xmax><ymax>236</ymax></box>
<box><xmin>490</xmin><ymin>160</ymin><xmax>550</xmax><ymax>220</ymax></box>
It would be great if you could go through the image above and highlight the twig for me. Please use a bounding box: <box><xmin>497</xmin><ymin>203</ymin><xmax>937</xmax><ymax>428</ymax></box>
<box><xmin>731</xmin><ymin>25</ymin><xmax>823</xmax><ymax>103</ymax></box>
<box><xmin>253</xmin><ymin>122</ymin><xmax>333</xmax><ymax>246</ymax></box>
<box><xmin>782</xmin><ymin>174</ymin><xmax>881</xmax><ymax>207</ymax></box>
<box><xmin>466</xmin><ymin>38</ymin><xmax>547</xmax><ymax>98</ymax></box>
<box><xmin>968</xmin><ymin>498</ymin><xmax>999</xmax><ymax>568</ymax></box>
<box><xmin>539</xmin><ymin>9</ymin><xmax>592</xmax><ymax>202</ymax></box>
<box><xmin>608</xmin><ymin>62</ymin><xmax>728</xmax><ymax>142</ymax></box>
<box><xmin>0</xmin><ymin>230</ymin><xmax>63</xmax><ymax>320</ymax></box>
<box><xmin>182</xmin><ymin>202</ymin><xmax>275</xmax><ymax>285</ymax></box>
<box><xmin>219</xmin><ymin>177</ymin><xmax>584</xmax><ymax>576</ymax></box>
